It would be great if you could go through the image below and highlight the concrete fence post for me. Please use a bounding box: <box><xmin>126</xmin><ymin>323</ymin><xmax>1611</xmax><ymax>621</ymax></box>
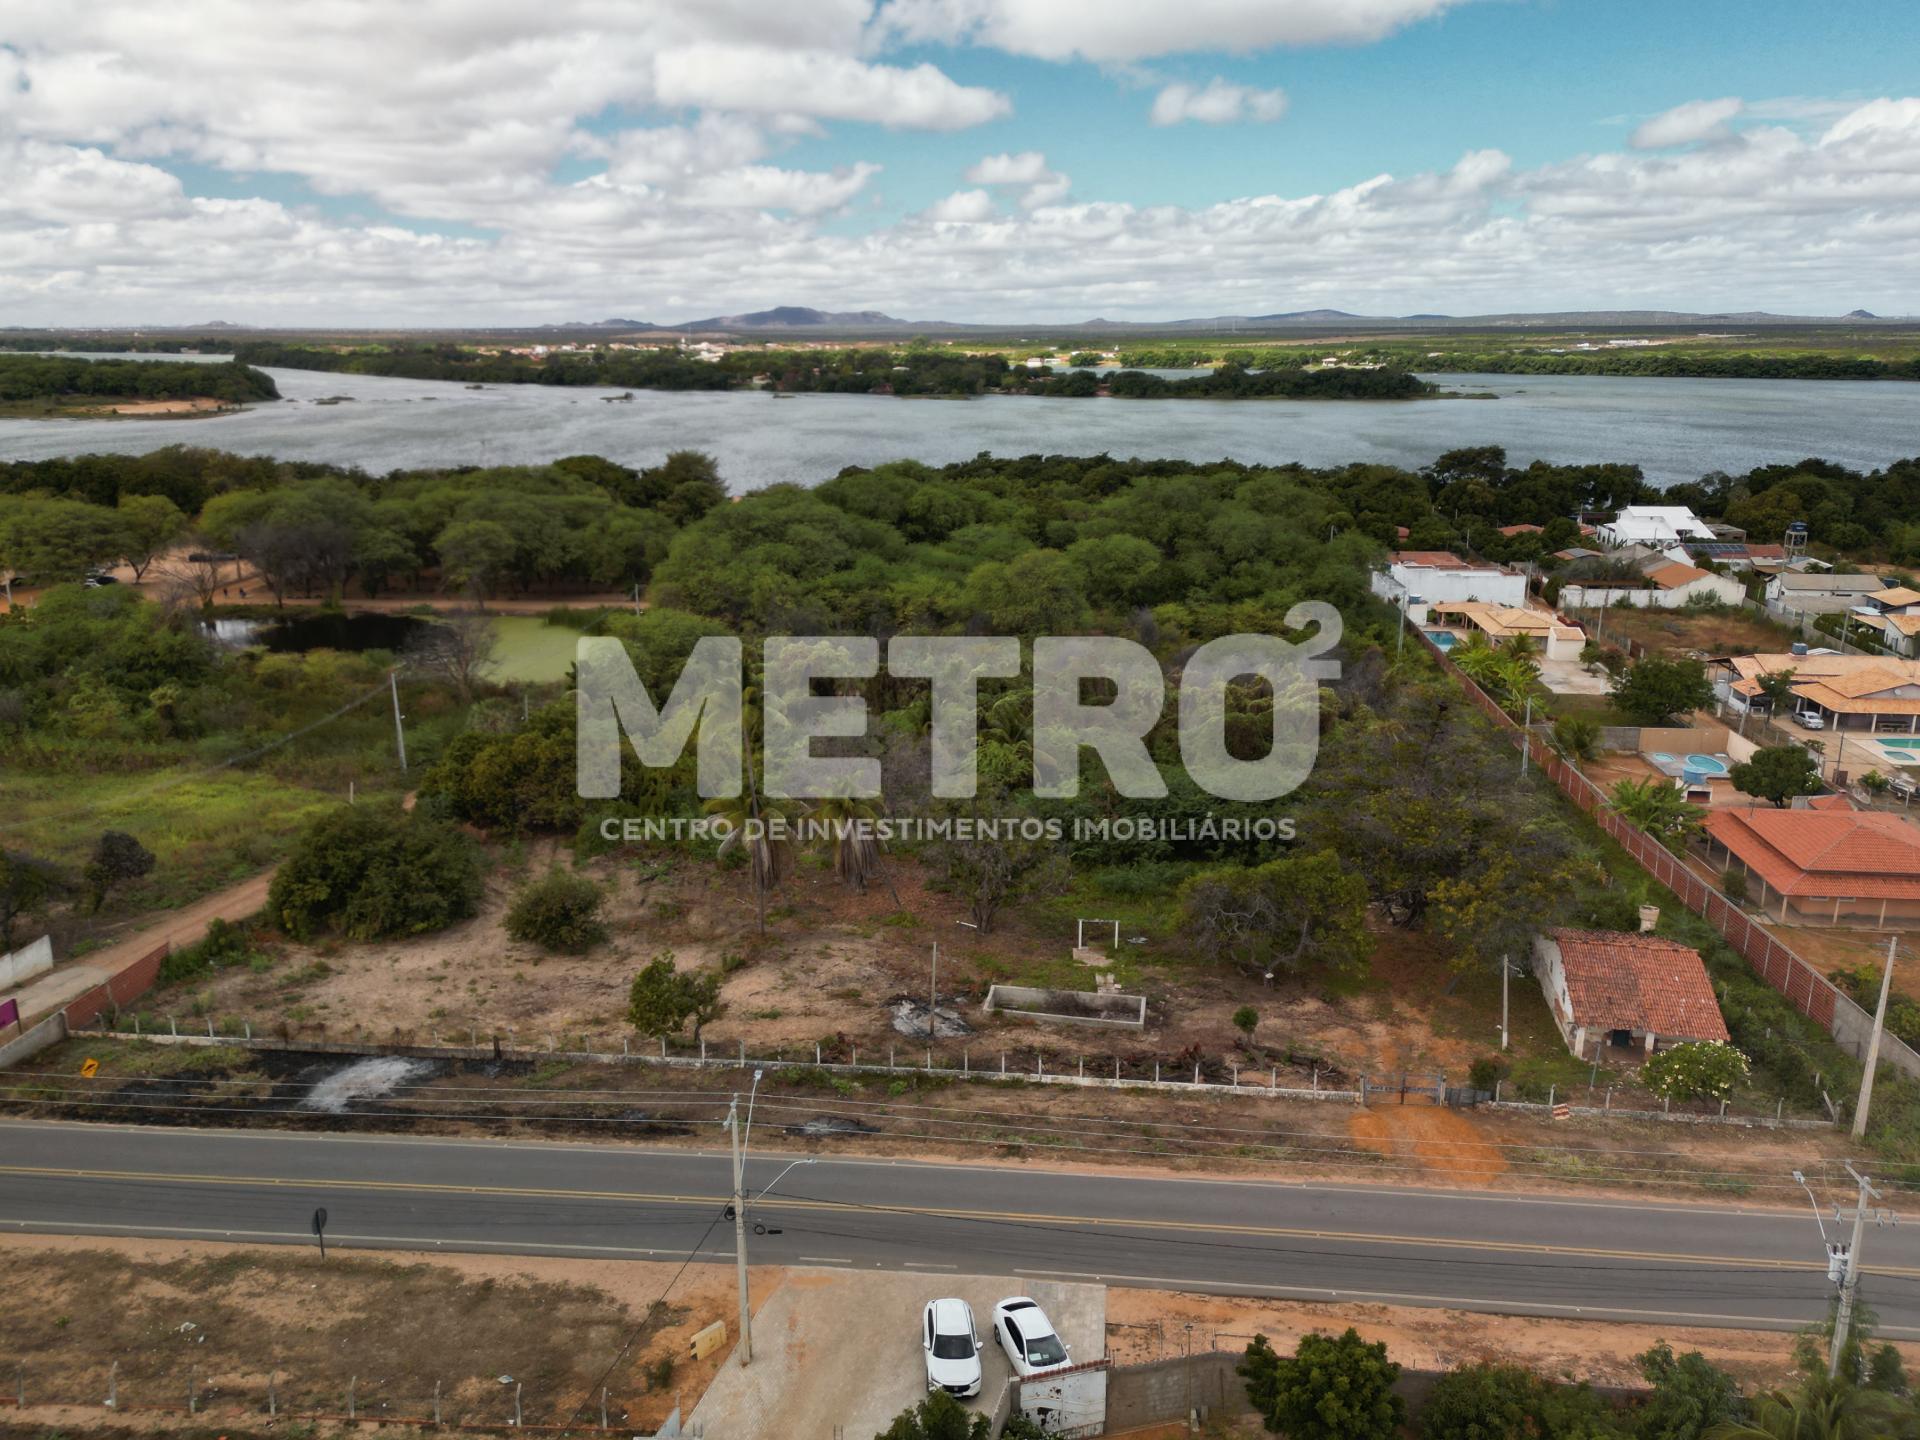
<box><xmin>601</xmin><ymin>1387</ymin><xmax>609</xmax><ymax>1427</ymax></box>
<box><xmin>1193</xmin><ymin>1063</ymin><xmax>1200</xmax><ymax>1085</ymax></box>
<box><xmin>206</xmin><ymin>1018</ymin><xmax>214</xmax><ymax>1038</ymax></box>
<box><xmin>14</xmin><ymin>1362</ymin><xmax>21</xmax><ymax>1407</ymax></box>
<box><xmin>622</xmin><ymin>1036</ymin><xmax>629</xmax><ymax>1056</ymax></box>
<box><xmin>514</xmin><ymin>1382</ymin><xmax>523</xmax><ymax>1427</ymax></box>
<box><xmin>816</xmin><ymin>1043</ymin><xmax>822</xmax><ymax>1064</ymax></box>
<box><xmin>348</xmin><ymin>1376</ymin><xmax>357</xmax><ymax>1420</ymax></box>
<box><xmin>433</xmin><ymin>1379</ymin><xmax>441</xmax><ymax>1424</ymax></box>
<box><xmin>1271</xmin><ymin>1067</ymin><xmax>1276</xmax><ymax>1091</ymax></box>
<box><xmin>660</xmin><ymin>1037</ymin><xmax>666</xmax><ymax>1058</ymax></box>
<box><xmin>269</xmin><ymin>1370</ymin><xmax>277</xmax><ymax>1416</ymax></box>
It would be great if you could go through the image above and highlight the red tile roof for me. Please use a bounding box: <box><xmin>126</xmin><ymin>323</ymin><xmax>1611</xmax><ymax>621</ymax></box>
<box><xmin>1546</xmin><ymin>928</ymin><xmax>1729</xmax><ymax>1042</ymax></box>
<box><xmin>1702</xmin><ymin>807</ymin><xmax>1920</xmax><ymax>899</ymax></box>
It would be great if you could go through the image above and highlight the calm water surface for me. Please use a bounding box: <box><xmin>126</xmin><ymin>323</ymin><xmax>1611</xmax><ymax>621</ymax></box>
<box><xmin>2</xmin><ymin>357</ymin><xmax>1914</xmax><ymax>489</ymax></box>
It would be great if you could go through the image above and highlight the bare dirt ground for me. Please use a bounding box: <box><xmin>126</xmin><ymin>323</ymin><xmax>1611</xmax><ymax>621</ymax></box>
<box><xmin>1104</xmin><ymin>1289</ymin><xmax>1912</xmax><ymax>1391</ymax></box>
<box><xmin>0</xmin><ymin>1233</ymin><xmax>756</xmax><ymax>1434</ymax></box>
<box><xmin>147</xmin><ymin>850</ymin><xmax>1508</xmax><ymax>1093</ymax></box>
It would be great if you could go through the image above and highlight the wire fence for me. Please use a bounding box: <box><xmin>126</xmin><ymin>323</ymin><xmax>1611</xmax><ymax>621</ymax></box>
<box><xmin>0</xmin><ymin>1360</ymin><xmax>696</xmax><ymax>1436</ymax></box>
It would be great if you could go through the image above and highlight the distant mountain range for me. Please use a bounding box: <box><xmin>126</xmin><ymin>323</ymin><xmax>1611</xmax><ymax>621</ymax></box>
<box><xmin>609</xmin><ymin>304</ymin><xmax>1913</xmax><ymax>335</ymax></box>
<box><xmin>22</xmin><ymin>304</ymin><xmax>1910</xmax><ymax>337</ymax></box>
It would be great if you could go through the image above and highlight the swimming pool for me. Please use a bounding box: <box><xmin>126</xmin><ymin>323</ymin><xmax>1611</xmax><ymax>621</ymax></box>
<box><xmin>1881</xmin><ymin>737</ymin><xmax>1920</xmax><ymax>751</ymax></box>
<box><xmin>1426</xmin><ymin>631</ymin><xmax>1458</xmax><ymax>651</ymax></box>
<box><xmin>1684</xmin><ymin>753</ymin><xmax>1730</xmax><ymax>774</ymax></box>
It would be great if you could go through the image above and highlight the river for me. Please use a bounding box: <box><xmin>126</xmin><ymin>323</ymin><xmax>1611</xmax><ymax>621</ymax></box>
<box><xmin>1</xmin><ymin>357</ymin><xmax>1914</xmax><ymax>489</ymax></box>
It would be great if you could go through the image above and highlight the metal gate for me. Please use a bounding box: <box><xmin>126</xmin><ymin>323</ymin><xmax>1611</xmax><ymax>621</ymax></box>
<box><xmin>1360</xmin><ymin>1072</ymin><xmax>1445</xmax><ymax>1105</ymax></box>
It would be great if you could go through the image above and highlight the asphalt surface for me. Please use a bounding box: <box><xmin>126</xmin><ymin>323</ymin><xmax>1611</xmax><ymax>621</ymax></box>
<box><xmin>2</xmin><ymin>1119</ymin><xmax>1916</xmax><ymax>1335</ymax></box>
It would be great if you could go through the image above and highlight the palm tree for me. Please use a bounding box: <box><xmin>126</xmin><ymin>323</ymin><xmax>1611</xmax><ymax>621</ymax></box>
<box><xmin>1610</xmin><ymin>777</ymin><xmax>1707</xmax><ymax>846</ymax></box>
<box><xmin>704</xmin><ymin>674</ymin><xmax>805</xmax><ymax>934</ymax></box>
<box><xmin>704</xmin><ymin>790</ymin><xmax>804</xmax><ymax>935</ymax></box>
<box><xmin>1708</xmin><ymin>1374</ymin><xmax>1914</xmax><ymax>1440</ymax></box>
<box><xmin>808</xmin><ymin>791</ymin><xmax>900</xmax><ymax>905</ymax></box>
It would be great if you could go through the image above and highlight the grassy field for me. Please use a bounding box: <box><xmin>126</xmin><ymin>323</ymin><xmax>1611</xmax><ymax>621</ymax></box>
<box><xmin>1</xmin><ymin>769</ymin><xmax>338</xmax><ymax>913</ymax></box>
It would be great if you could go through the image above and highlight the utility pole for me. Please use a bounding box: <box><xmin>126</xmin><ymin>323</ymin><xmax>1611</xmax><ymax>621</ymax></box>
<box><xmin>1829</xmin><ymin>1163</ymin><xmax>1893</xmax><ymax>1379</ymax></box>
<box><xmin>1519</xmin><ymin>695</ymin><xmax>1534</xmax><ymax>778</ymax></box>
<box><xmin>722</xmin><ymin>1079</ymin><xmax>808</xmax><ymax>1374</ymax></box>
<box><xmin>1500</xmin><ymin>955</ymin><xmax>1511</xmax><ymax>1052</ymax></box>
<box><xmin>1853</xmin><ymin>935</ymin><xmax>1898</xmax><ymax>1139</ymax></box>
<box><xmin>727</xmin><ymin>1094</ymin><xmax>751</xmax><ymax>1367</ymax></box>
<box><xmin>389</xmin><ymin>669</ymin><xmax>408</xmax><ymax>772</ymax></box>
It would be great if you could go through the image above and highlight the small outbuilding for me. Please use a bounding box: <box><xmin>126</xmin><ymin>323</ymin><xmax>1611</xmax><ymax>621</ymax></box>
<box><xmin>1532</xmin><ymin>927</ymin><xmax>1729</xmax><ymax>1063</ymax></box>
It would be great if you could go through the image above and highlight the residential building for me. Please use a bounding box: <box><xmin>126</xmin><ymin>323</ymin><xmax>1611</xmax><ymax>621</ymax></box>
<box><xmin>1556</xmin><ymin>549</ymin><xmax>1745</xmax><ymax>611</ymax></box>
<box><xmin>1371</xmin><ymin>551</ymin><xmax>1527</xmax><ymax>621</ymax></box>
<box><xmin>1427</xmin><ymin>601</ymin><xmax>1587</xmax><ymax>660</ymax></box>
<box><xmin>1532</xmin><ymin>928</ymin><xmax>1730</xmax><ymax>1061</ymax></box>
<box><xmin>1641</xmin><ymin>559</ymin><xmax>1746</xmax><ymax>608</ymax></box>
<box><xmin>1701</xmin><ymin>806</ymin><xmax>1920</xmax><ymax>926</ymax></box>
<box><xmin>1595</xmin><ymin>505</ymin><xmax>1717</xmax><ymax>548</ymax></box>
<box><xmin>1716</xmin><ymin>653</ymin><xmax>1920</xmax><ymax>735</ymax></box>
<box><xmin>1763</xmin><ymin>572</ymin><xmax>1889</xmax><ymax>615</ymax></box>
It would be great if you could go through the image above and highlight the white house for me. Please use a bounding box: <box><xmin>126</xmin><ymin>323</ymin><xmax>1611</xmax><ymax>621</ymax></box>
<box><xmin>1764</xmin><ymin>572</ymin><xmax>1889</xmax><ymax>616</ymax></box>
<box><xmin>1371</xmin><ymin>551</ymin><xmax>1526</xmax><ymax>623</ymax></box>
<box><xmin>1596</xmin><ymin>506</ymin><xmax>1717</xmax><ymax>548</ymax></box>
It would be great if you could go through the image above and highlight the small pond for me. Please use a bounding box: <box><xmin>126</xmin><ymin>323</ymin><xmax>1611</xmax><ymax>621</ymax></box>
<box><xmin>208</xmin><ymin>611</ymin><xmax>432</xmax><ymax>653</ymax></box>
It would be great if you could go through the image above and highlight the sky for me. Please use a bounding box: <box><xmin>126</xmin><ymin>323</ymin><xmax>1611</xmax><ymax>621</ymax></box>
<box><xmin>3</xmin><ymin>0</ymin><xmax>1920</xmax><ymax>326</ymax></box>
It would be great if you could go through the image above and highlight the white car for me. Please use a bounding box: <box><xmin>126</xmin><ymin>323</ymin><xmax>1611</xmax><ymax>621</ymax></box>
<box><xmin>992</xmin><ymin>1297</ymin><xmax>1072</xmax><ymax>1378</ymax></box>
<box><xmin>1797</xmin><ymin>711</ymin><xmax>1827</xmax><ymax>730</ymax></box>
<box><xmin>922</xmin><ymin>1297</ymin><xmax>983</xmax><ymax>1398</ymax></box>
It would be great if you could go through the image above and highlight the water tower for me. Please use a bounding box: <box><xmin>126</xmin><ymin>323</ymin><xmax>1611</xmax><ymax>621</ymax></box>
<box><xmin>1784</xmin><ymin>519</ymin><xmax>1810</xmax><ymax>562</ymax></box>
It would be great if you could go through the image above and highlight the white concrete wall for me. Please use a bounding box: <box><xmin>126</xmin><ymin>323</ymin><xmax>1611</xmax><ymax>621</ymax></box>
<box><xmin>1531</xmin><ymin>936</ymin><xmax>1580</xmax><ymax>1055</ymax></box>
<box><xmin>1380</xmin><ymin>563</ymin><xmax>1527</xmax><ymax>608</ymax></box>
<box><xmin>0</xmin><ymin>935</ymin><xmax>52</xmax><ymax>990</ymax></box>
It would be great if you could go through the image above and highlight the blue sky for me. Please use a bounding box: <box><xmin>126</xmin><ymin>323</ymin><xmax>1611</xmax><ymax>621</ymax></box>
<box><xmin>4</xmin><ymin>0</ymin><xmax>1920</xmax><ymax>323</ymax></box>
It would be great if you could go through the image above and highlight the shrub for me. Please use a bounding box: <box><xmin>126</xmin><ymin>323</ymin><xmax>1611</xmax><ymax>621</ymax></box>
<box><xmin>1240</xmin><ymin>1330</ymin><xmax>1404</xmax><ymax>1440</ymax></box>
<box><xmin>1467</xmin><ymin>1054</ymin><xmax>1511</xmax><ymax>1092</ymax></box>
<box><xmin>1232</xmin><ymin>1005</ymin><xmax>1259</xmax><ymax>1039</ymax></box>
<box><xmin>1552</xmin><ymin>714</ymin><xmax>1601</xmax><ymax>761</ymax></box>
<box><xmin>268</xmin><ymin>806</ymin><xmax>484</xmax><ymax>941</ymax></box>
<box><xmin>1419</xmin><ymin>1363</ymin><xmax>1620</xmax><ymax>1440</ymax></box>
<box><xmin>505</xmin><ymin>868</ymin><xmax>608</xmax><ymax>953</ymax></box>
<box><xmin>158</xmin><ymin>917</ymin><xmax>261</xmax><ymax>984</ymax></box>
<box><xmin>1720</xmin><ymin>866</ymin><xmax>1749</xmax><ymax>903</ymax></box>
<box><xmin>1641</xmin><ymin>1040</ymin><xmax>1751</xmax><ymax>1103</ymax></box>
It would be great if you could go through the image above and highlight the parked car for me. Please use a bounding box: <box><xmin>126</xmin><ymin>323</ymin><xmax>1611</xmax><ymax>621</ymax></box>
<box><xmin>922</xmin><ymin>1297</ymin><xmax>982</xmax><ymax>1397</ymax></box>
<box><xmin>992</xmin><ymin>1297</ymin><xmax>1071</xmax><ymax>1378</ymax></box>
<box><xmin>1797</xmin><ymin>711</ymin><xmax>1827</xmax><ymax>730</ymax></box>
<box><xmin>83</xmin><ymin>572</ymin><xmax>119</xmax><ymax>588</ymax></box>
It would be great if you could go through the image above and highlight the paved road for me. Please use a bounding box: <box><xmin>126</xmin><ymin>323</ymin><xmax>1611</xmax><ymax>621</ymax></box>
<box><xmin>2</xmin><ymin>1119</ymin><xmax>1915</xmax><ymax>1334</ymax></box>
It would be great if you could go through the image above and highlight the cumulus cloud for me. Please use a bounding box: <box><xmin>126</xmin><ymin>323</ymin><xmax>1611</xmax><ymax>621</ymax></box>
<box><xmin>1</xmin><ymin>10</ymin><xmax>1918</xmax><ymax>326</ymax></box>
<box><xmin>651</xmin><ymin>45</ymin><xmax>1007</xmax><ymax>130</ymax></box>
<box><xmin>875</xmin><ymin>0</ymin><xmax>1466</xmax><ymax>62</ymax></box>
<box><xmin>1631</xmin><ymin>97</ymin><xmax>1745</xmax><ymax>148</ymax></box>
<box><xmin>923</xmin><ymin>188</ymin><xmax>998</xmax><ymax>222</ymax></box>
<box><xmin>965</xmin><ymin>151</ymin><xmax>1071</xmax><ymax>208</ymax></box>
<box><xmin>1150</xmin><ymin>79</ymin><xmax>1289</xmax><ymax>126</ymax></box>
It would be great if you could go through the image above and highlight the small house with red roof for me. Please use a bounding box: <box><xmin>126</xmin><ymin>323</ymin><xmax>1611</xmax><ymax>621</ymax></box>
<box><xmin>1701</xmin><ymin>805</ymin><xmax>1920</xmax><ymax>927</ymax></box>
<box><xmin>1532</xmin><ymin>927</ymin><xmax>1729</xmax><ymax>1061</ymax></box>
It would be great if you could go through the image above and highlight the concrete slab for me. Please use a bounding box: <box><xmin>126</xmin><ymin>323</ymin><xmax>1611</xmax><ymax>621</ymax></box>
<box><xmin>690</xmin><ymin>1268</ymin><xmax>1104</xmax><ymax>1440</ymax></box>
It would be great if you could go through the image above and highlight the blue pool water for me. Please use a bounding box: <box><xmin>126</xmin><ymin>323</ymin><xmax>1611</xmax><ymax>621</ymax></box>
<box><xmin>1684</xmin><ymin>753</ymin><xmax>1729</xmax><ymax>773</ymax></box>
<box><xmin>1426</xmin><ymin>631</ymin><xmax>1458</xmax><ymax>650</ymax></box>
<box><xmin>1882</xmin><ymin>737</ymin><xmax>1920</xmax><ymax>751</ymax></box>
